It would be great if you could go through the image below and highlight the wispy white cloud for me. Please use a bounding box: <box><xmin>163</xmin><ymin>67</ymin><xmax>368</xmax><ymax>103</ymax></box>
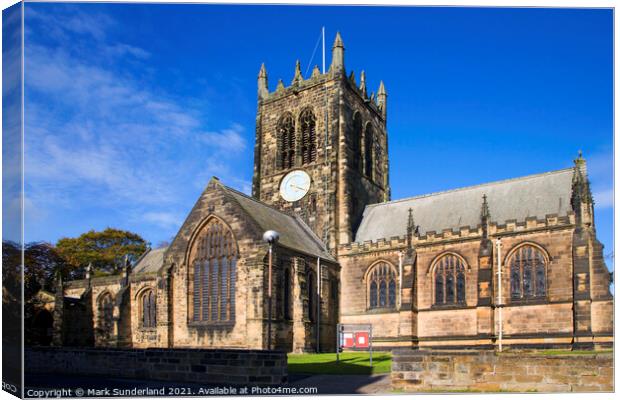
<box><xmin>23</xmin><ymin>6</ymin><xmax>249</xmax><ymax>241</ymax></box>
<box><xmin>142</xmin><ymin>212</ymin><xmax>184</xmax><ymax>229</ymax></box>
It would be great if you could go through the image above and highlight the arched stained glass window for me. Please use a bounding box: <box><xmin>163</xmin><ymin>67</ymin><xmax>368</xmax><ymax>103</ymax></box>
<box><xmin>141</xmin><ymin>289</ymin><xmax>156</xmax><ymax>328</ymax></box>
<box><xmin>277</xmin><ymin>113</ymin><xmax>295</xmax><ymax>170</ymax></box>
<box><xmin>98</xmin><ymin>292</ymin><xmax>114</xmax><ymax>338</ymax></box>
<box><xmin>369</xmin><ymin>281</ymin><xmax>377</xmax><ymax>309</ymax></box>
<box><xmin>434</xmin><ymin>254</ymin><xmax>466</xmax><ymax>305</ymax></box>
<box><xmin>509</xmin><ymin>245</ymin><xmax>547</xmax><ymax>300</ymax></box>
<box><xmin>367</xmin><ymin>262</ymin><xmax>397</xmax><ymax>310</ymax></box>
<box><xmin>189</xmin><ymin>218</ymin><xmax>238</xmax><ymax>324</ymax></box>
<box><xmin>300</xmin><ymin>109</ymin><xmax>317</xmax><ymax>165</ymax></box>
<box><xmin>388</xmin><ymin>280</ymin><xmax>396</xmax><ymax>308</ymax></box>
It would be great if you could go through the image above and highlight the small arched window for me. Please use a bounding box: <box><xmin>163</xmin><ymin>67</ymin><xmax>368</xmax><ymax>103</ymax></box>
<box><xmin>364</xmin><ymin>124</ymin><xmax>373</xmax><ymax>180</ymax></box>
<box><xmin>98</xmin><ymin>292</ymin><xmax>114</xmax><ymax>338</ymax></box>
<box><xmin>434</xmin><ymin>254</ymin><xmax>466</xmax><ymax>305</ymax></box>
<box><xmin>189</xmin><ymin>218</ymin><xmax>238</xmax><ymax>324</ymax></box>
<box><xmin>277</xmin><ymin>113</ymin><xmax>295</xmax><ymax>170</ymax></box>
<box><xmin>509</xmin><ymin>245</ymin><xmax>547</xmax><ymax>300</ymax></box>
<box><xmin>367</xmin><ymin>262</ymin><xmax>397</xmax><ymax>310</ymax></box>
<box><xmin>300</xmin><ymin>109</ymin><xmax>317</xmax><ymax>165</ymax></box>
<box><xmin>141</xmin><ymin>289</ymin><xmax>156</xmax><ymax>328</ymax></box>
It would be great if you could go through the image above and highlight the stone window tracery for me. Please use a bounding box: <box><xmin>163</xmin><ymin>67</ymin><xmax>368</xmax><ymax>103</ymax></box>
<box><xmin>276</xmin><ymin>113</ymin><xmax>295</xmax><ymax>170</ymax></box>
<box><xmin>509</xmin><ymin>245</ymin><xmax>547</xmax><ymax>300</ymax></box>
<box><xmin>190</xmin><ymin>218</ymin><xmax>238</xmax><ymax>324</ymax></box>
<box><xmin>300</xmin><ymin>109</ymin><xmax>317</xmax><ymax>165</ymax></box>
<box><xmin>97</xmin><ymin>292</ymin><xmax>114</xmax><ymax>338</ymax></box>
<box><xmin>367</xmin><ymin>262</ymin><xmax>397</xmax><ymax>310</ymax></box>
<box><xmin>140</xmin><ymin>289</ymin><xmax>156</xmax><ymax>328</ymax></box>
<box><xmin>434</xmin><ymin>254</ymin><xmax>466</xmax><ymax>305</ymax></box>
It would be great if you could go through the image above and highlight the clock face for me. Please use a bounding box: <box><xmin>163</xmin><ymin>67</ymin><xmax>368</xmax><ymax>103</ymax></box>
<box><xmin>279</xmin><ymin>170</ymin><xmax>311</xmax><ymax>202</ymax></box>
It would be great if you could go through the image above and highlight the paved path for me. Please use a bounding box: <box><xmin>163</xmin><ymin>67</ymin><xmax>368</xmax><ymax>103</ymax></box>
<box><xmin>289</xmin><ymin>374</ymin><xmax>391</xmax><ymax>395</ymax></box>
<box><xmin>25</xmin><ymin>373</ymin><xmax>392</xmax><ymax>396</ymax></box>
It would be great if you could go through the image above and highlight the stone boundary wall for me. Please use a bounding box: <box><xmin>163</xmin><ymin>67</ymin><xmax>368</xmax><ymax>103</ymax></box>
<box><xmin>391</xmin><ymin>349</ymin><xmax>612</xmax><ymax>392</ymax></box>
<box><xmin>26</xmin><ymin>347</ymin><xmax>287</xmax><ymax>385</ymax></box>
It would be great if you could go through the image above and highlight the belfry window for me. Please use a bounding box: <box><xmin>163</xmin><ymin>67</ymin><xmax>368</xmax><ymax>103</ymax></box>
<box><xmin>277</xmin><ymin>113</ymin><xmax>295</xmax><ymax>170</ymax></box>
<box><xmin>141</xmin><ymin>289</ymin><xmax>156</xmax><ymax>328</ymax></box>
<box><xmin>367</xmin><ymin>262</ymin><xmax>397</xmax><ymax>310</ymax></box>
<box><xmin>364</xmin><ymin>124</ymin><xmax>373</xmax><ymax>179</ymax></box>
<box><xmin>300</xmin><ymin>109</ymin><xmax>317</xmax><ymax>165</ymax></box>
<box><xmin>190</xmin><ymin>219</ymin><xmax>238</xmax><ymax>324</ymax></box>
<box><xmin>374</xmin><ymin>139</ymin><xmax>383</xmax><ymax>186</ymax></box>
<box><xmin>509</xmin><ymin>245</ymin><xmax>547</xmax><ymax>300</ymax></box>
<box><xmin>434</xmin><ymin>254</ymin><xmax>466</xmax><ymax>305</ymax></box>
<box><xmin>351</xmin><ymin>113</ymin><xmax>363</xmax><ymax>173</ymax></box>
<box><xmin>97</xmin><ymin>292</ymin><xmax>114</xmax><ymax>338</ymax></box>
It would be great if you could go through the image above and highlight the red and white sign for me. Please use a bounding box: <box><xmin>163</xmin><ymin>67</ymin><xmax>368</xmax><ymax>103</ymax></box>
<box><xmin>342</xmin><ymin>333</ymin><xmax>354</xmax><ymax>348</ymax></box>
<box><xmin>355</xmin><ymin>332</ymin><xmax>369</xmax><ymax>348</ymax></box>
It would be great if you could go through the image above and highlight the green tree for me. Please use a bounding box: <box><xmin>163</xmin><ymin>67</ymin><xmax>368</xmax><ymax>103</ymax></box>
<box><xmin>56</xmin><ymin>228</ymin><xmax>148</xmax><ymax>275</ymax></box>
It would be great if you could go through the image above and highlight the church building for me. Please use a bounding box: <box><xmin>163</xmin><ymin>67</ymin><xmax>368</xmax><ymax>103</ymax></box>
<box><xmin>52</xmin><ymin>33</ymin><xmax>613</xmax><ymax>351</ymax></box>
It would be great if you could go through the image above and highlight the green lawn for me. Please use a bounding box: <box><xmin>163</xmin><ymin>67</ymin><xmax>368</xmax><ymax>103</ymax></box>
<box><xmin>287</xmin><ymin>351</ymin><xmax>391</xmax><ymax>375</ymax></box>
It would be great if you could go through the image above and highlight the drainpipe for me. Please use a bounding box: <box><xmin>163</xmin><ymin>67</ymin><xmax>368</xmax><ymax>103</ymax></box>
<box><xmin>398</xmin><ymin>252</ymin><xmax>403</xmax><ymax>309</ymax></box>
<box><xmin>496</xmin><ymin>238</ymin><xmax>503</xmax><ymax>352</ymax></box>
<box><xmin>317</xmin><ymin>256</ymin><xmax>321</xmax><ymax>353</ymax></box>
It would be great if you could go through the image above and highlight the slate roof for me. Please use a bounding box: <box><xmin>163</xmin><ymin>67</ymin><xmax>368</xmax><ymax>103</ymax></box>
<box><xmin>355</xmin><ymin>168</ymin><xmax>575</xmax><ymax>243</ymax></box>
<box><xmin>132</xmin><ymin>246</ymin><xmax>167</xmax><ymax>275</ymax></box>
<box><xmin>218</xmin><ymin>182</ymin><xmax>337</xmax><ymax>262</ymax></box>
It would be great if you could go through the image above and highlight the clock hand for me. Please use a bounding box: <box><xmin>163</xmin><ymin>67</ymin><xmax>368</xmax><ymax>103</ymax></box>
<box><xmin>290</xmin><ymin>184</ymin><xmax>309</xmax><ymax>191</ymax></box>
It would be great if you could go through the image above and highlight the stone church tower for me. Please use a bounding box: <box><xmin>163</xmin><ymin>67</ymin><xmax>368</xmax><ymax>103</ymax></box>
<box><xmin>252</xmin><ymin>32</ymin><xmax>390</xmax><ymax>252</ymax></box>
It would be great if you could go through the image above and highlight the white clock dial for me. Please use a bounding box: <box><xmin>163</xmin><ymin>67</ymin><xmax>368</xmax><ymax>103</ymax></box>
<box><xmin>279</xmin><ymin>170</ymin><xmax>311</xmax><ymax>202</ymax></box>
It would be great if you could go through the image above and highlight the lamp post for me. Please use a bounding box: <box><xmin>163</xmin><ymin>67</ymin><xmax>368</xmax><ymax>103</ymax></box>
<box><xmin>263</xmin><ymin>230</ymin><xmax>280</xmax><ymax>350</ymax></box>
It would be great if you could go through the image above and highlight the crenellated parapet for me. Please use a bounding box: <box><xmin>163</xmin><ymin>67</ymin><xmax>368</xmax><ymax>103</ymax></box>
<box><xmin>257</xmin><ymin>32</ymin><xmax>387</xmax><ymax>121</ymax></box>
<box><xmin>339</xmin><ymin>212</ymin><xmax>574</xmax><ymax>255</ymax></box>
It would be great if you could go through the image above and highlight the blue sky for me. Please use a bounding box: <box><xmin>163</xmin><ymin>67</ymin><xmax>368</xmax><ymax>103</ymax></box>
<box><xmin>22</xmin><ymin>4</ymin><xmax>613</xmax><ymax>271</ymax></box>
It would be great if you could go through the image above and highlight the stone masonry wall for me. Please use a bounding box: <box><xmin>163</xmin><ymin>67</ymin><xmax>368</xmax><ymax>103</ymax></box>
<box><xmin>26</xmin><ymin>347</ymin><xmax>287</xmax><ymax>385</ymax></box>
<box><xmin>391</xmin><ymin>350</ymin><xmax>613</xmax><ymax>392</ymax></box>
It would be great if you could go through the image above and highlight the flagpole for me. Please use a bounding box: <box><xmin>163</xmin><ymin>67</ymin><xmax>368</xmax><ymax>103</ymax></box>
<box><xmin>322</xmin><ymin>26</ymin><xmax>325</xmax><ymax>74</ymax></box>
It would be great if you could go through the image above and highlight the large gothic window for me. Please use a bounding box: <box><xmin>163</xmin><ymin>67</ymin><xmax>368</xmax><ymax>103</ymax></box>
<box><xmin>277</xmin><ymin>113</ymin><xmax>295</xmax><ymax>170</ymax></box>
<box><xmin>351</xmin><ymin>113</ymin><xmax>363</xmax><ymax>173</ymax></box>
<box><xmin>300</xmin><ymin>109</ymin><xmax>317</xmax><ymax>165</ymax></box>
<box><xmin>509</xmin><ymin>245</ymin><xmax>547</xmax><ymax>300</ymax></box>
<box><xmin>364</xmin><ymin>124</ymin><xmax>373</xmax><ymax>180</ymax></box>
<box><xmin>367</xmin><ymin>262</ymin><xmax>397</xmax><ymax>310</ymax></box>
<box><xmin>141</xmin><ymin>289</ymin><xmax>157</xmax><ymax>328</ymax></box>
<box><xmin>434</xmin><ymin>254</ymin><xmax>466</xmax><ymax>305</ymax></box>
<box><xmin>190</xmin><ymin>218</ymin><xmax>238</xmax><ymax>324</ymax></box>
<box><xmin>97</xmin><ymin>292</ymin><xmax>114</xmax><ymax>338</ymax></box>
